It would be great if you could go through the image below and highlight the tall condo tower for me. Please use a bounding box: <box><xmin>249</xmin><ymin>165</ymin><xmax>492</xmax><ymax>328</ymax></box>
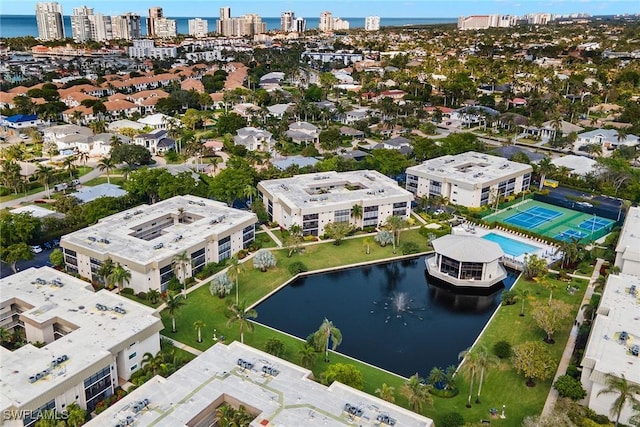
<box><xmin>147</xmin><ymin>6</ymin><xmax>163</xmax><ymax>37</ymax></box>
<box><xmin>35</xmin><ymin>2</ymin><xmax>65</xmax><ymax>41</ymax></box>
<box><xmin>319</xmin><ymin>11</ymin><xmax>333</xmax><ymax>32</ymax></box>
<box><xmin>281</xmin><ymin>11</ymin><xmax>295</xmax><ymax>32</ymax></box>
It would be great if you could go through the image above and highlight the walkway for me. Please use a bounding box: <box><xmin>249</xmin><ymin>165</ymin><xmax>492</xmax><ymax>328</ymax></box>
<box><xmin>541</xmin><ymin>257</ymin><xmax>604</xmax><ymax>416</ymax></box>
<box><xmin>161</xmin><ymin>336</ymin><xmax>203</xmax><ymax>356</ymax></box>
<box><xmin>260</xmin><ymin>224</ymin><xmax>283</xmax><ymax>247</ymax></box>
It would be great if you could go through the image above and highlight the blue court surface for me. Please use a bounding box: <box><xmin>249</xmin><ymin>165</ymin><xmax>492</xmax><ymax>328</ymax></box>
<box><xmin>504</xmin><ymin>206</ymin><xmax>563</xmax><ymax>229</ymax></box>
<box><xmin>555</xmin><ymin>229</ymin><xmax>587</xmax><ymax>242</ymax></box>
<box><xmin>578</xmin><ymin>217</ymin><xmax>613</xmax><ymax>232</ymax></box>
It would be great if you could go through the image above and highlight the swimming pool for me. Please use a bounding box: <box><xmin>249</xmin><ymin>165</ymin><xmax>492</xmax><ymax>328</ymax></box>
<box><xmin>482</xmin><ymin>232</ymin><xmax>539</xmax><ymax>257</ymax></box>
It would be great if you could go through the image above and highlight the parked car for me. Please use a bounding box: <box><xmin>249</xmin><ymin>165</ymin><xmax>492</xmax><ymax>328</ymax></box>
<box><xmin>52</xmin><ymin>239</ymin><xmax>60</xmax><ymax>247</ymax></box>
<box><xmin>43</xmin><ymin>241</ymin><xmax>53</xmax><ymax>250</ymax></box>
<box><xmin>30</xmin><ymin>245</ymin><xmax>43</xmax><ymax>254</ymax></box>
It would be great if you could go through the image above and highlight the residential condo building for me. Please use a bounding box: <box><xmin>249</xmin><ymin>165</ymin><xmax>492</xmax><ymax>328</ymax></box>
<box><xmin>70</xmin><ymin>6</ymin><xmax>93</xmax><ymax>42</ymax></box>
<box><xmin>153</xmin><ymin>17</ymin><xmax>177</xmax><ymax>38</ymax></box>
<box><xmin>365</xmin><ymin>16</ymin><xmax>381</xmax><ymax>31</ymax></box>
<box><xmin>112</xmin><ymin>13</ymin><xmax>142</xmax><ymax>40</ymax></box>
<box><xmin>146</xmin><ymin>6</ymin><xmax>163</xmax><ymax>37</ymax></box>
<box><xmin>0</xmin><ymin>267</ymin><xmax>162</xmax><ymax>425</ymax></box>
<box><xmin>35</xmin><ymin>2</ymin><xmax>65</xmax><ymax>41</ymax></box>
<box><xmin>86</xmin><ymin>341</ymin><xmax>435</xmax><ymax>427</ymax></box>
<box><xmin>60</xmin><ymin>195</ymin><xmax>257</xmax><ymax>293</ymax></box>
<box><xmin>405</xmin><ymin>152</ymin><xmax>533</xmax><ymax>207</ymax></box>
<box><xmin>188</xmin><ymin>18</ymin><xmax>209</xmax><ymax>38</ymax></box>
<box><xmin>281</xmin><ymin>11</ymin><xmax>295</xmax><ymax>32</ymax></box>
<box><xmin>319</xmin><ymin>11</ymin><xmax>333</xmax><ymax>32</ymax></box>
<box><xmin>128</xmin><ymin>39</ymin><xmax>177</xmax><ymax>59</ymax></box>
<box><xmin>258</xmin><ymin>170</ymin><xmax>413</xmax><ymax>236</ymax></box>
<box><xmin>217</xmin><ymin>12</ymin><xmax>266</xmax><ymax>37</ymax></box>
<box><xmin>457</xmin><ymin>14</ymin><xmax>518</xmax><ymax>30</ymax></box>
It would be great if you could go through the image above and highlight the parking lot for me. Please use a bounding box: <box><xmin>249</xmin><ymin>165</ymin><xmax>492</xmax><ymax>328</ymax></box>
<box><xmin>0</xmin><ymin>246</ymin><xmax>56</xmax><ymax>279</ymax></box>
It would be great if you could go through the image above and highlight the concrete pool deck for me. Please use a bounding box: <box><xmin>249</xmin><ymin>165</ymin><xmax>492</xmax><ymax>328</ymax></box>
<box><xmin>451</xmin><ymin>223</ymin><xmax>562</xmax><ymax>268</ymax></box>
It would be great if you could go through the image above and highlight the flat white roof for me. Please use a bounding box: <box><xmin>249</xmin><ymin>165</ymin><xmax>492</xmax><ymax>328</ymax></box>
<box><xmin>10</xmin><ymin>205</ymin><xmax>58</xmax><ymax>219</ymax></box>
<box><xmin>86</xmin><ymin>341</ymin><xmax>434</xmax><ymax>427</ymax></box>
<box><xmin>432</xmin><ymin>234</ymin><xmax>504</xmax><ymax>262</ymax></box>
<box><xmin>615</xmin><ymin>206</ymin><xmax>640</xmax><ymax>262</ymax></box>
<box><xmin>0</xmin><ymin>267</ymin><xmax>163</xmax><ymax>411</ymax></box>
<box><xmin>61</xmin><ymin>195</ymin><xmax>257</xmax><ymax>266</ymax></box>
<box><xmin>258</xmin><ymin>170</ymin><xmax>412</xmax><ymax>209</ymax></box>
<box><xmin>582</xmin><ymin>273</ymin><xmax>640</xmax><ymax>385</ymax></box>
<box><xmin>406</xmin><ymin>151</ymin><xmax>532</xmax><ymax>187</ymax></box>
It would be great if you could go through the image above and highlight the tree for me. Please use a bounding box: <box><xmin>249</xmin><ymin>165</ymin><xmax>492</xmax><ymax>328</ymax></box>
<box><xmin>554</xmin><ymin>375</ymin><xmax>587</xmax><ymax>401</ymax></box>
<box><xmin>313</xmin><ymin>318</ymin><xmax>342</xmax><ymax>362</ymax></box>
<box><xmin>225</xmin><ymin>300</ymin><xmax>257</xmax><ymax>344</ymax></box>
<box><xmin>147</xmin><ymin>288</ymin><xmax>161</xmax><ymax>304</ymax></box>
<box><xmin>49</xmin><ymin>248</ymin><xmax>64</xmax><ymax>268</ymax></box>
<box><xmin>95</xmin><ymin>258</ymin><xmax>114</xmax><ymax>286</ymax></box>
<box><xmin>217</xmin><ymin>112</ymin><xmax>247</xmax><ymax>135</ymax></box>
<box><xmin>350</xmin><ymin>204</ymin><xmax>363</xmax><ymax>227</ymax></box>
<box><xmin>35</xmin><ymin>164</ymin><xmax>55</xmax><ymax>198</ymax></box>
<box><xmin>375</xmin><ymin>383</ymin><xmax>396</xmax><ymax>403</ymax></box>
<box><xmin>532</xmin><ymin>299</ymin><xmax>572</xmax><ymax>343</ymax></box>
<box><xmin>141</xmin><ymin>351</ymin><xmax>165</xmax><ymax>375</ymax></box>
<box><xmin>64</xmin><ymin>403</ymin><xmax>86</xmax><ymax>427</ymax></box>
<box><xmin>62</xmin><ymin>155</ymin><xmax>77</xmax><ymax>178</ymax></box>
<box><xmin>512</xmin><ymin>341</ymin><xmax>555</xmax><ymax>386</ymax></box>
<box><xmin>516</xmin><ymin>288</ymin><xmax>530</xmax><ymax>316</ymax></box>
<box><xmin>523</xmin><ymin>253</ymin><xmax>548</xmax><ymax>280</ymax></box>
<box><xmin>537</xmin><ymin>157</ymin><xmax>555</xmax><ymax>190</ymax></box>
<box><xmin>323</xmin><ymin>221</ymin><xmax>353</xmax><ymax>245</ymax></box>
<box><xmin>366</xmin><ymin>149</ymin><xmax>409</xmax><ymax>176</ymax></box>
<box><xmin>0</xmin><ymin>160</ymin><xmax>23</xmax><ymax>195</ymax></box>
<box><xmin>386</xmin><ymin>216</ymin><xmax>408</xmax><ymax>254</ymax></box>
<box><xmin>252</xmin><ymin>249</ymin><xmax>276</xmax><ymax>272</ymax></box>
<box><xmin>97</xmin><ymin>156</ymin><xmax>115</xmax><ymax>184</ymax></box>
<box><xmin>210</xmin><ymin>272</ymin><xmax>233</xmax><ymax>298</ymax></box>
<box><xmin>473</xmin><ymin>345</ymin><xmax>500</xmax><ymax>403</ymax></box>
<box><xmin>172</xmin><ymin>251</ymin><xmax>191</xmax><ymax>298</ymax></box>
<box><xmin>227</xmin><ymin>256</ymin><xmax>242</xmax><ymax>304</ymax></box>
<box><xmin>597</xmin><ymin>373</ymin><xmax>640</xmax><ymax>427</ymax></box>
<box><xmin>458</xmin><ymin>347</ymin><xmax>480</xmax><ymax>407</ymax></box>
<box><xmin>363</xmin><ymin>237</ymin><xmax>373</xmax><ymax>255</ymax></box>
<box><xmin>298</xmin><ymin>344</ymin><xmax>317</xmax><ymax>369</ymax></box>
<box><xmin>284</xmin><ymin>224</ymin><xmax>303</xmax><ymax>257</ymax></box>
<box><xmin>108</xmin><ymin>263</ymin><xmax>131</xmax><ymax>292</ymax></box>
<box><xmin>110</xmin><ymin>144</ymin><xmax>152</xmax><ymax>166</ymax></box>
<box><xmin>321</xmin><ymin>363</ymin><xmax>364</xmax><ymax>390</ymax></box>
<box><xmin>193</xmin><ymin>320</ymin><xmax>206</xmax><ymax>343</ymax></box>
<box><xmin>401</xmin><ymin>373</ymin><xmax>433</xmax><ymax>412</ymax></box>
<box><xmin>264</xmin><ymin>337</ymin><xmax>285</xmax><ymax>357</ymax></box>
<box><xmin>374</xmin><ymin>230</ymin><xmax>394</xmax><ymax>247</ymax></box>
<box><xmin>164</xmin><ymin>291</ymin><xmax>186</xmax><ymax>333</ymax></box>
<box><xmin>2</xmin><ymin>243</ymin><xmax>33</xmax><ymax>273</ymax></box>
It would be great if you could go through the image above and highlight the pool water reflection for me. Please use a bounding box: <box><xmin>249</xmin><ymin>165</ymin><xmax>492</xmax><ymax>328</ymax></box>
<box><xmin>254</xmin><ymin>256</ymin><xmax>518</xmax><ymax>378</ymax></box>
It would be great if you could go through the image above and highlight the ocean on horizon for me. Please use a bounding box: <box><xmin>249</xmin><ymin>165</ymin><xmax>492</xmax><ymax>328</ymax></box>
<box><xmin>0</xmin><ymin>15</ymin><xmax>456</xmax><ymax>39</ymax></box>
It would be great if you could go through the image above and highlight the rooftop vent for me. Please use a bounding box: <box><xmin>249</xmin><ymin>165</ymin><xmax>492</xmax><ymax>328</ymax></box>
<box><xmin>280</xmin><ymin>184</ymin><xmax>289</xmax><ymax>191</ymax></box>
<box><xmin>123</xmin><ymin>214</ymin><xmax>132</xmax><ymax>220</ymax></box>
<box><xmin>133</xmin><ymin>210</ymin><xmax>143</xmax><ymax>215</ymax></box>
<box><xmin>364</xmin><ymin>174</ymin><xmax>376</xmax><ymax>181</ymax></box>
<box><xmin>88</xmin><ymin>236</ymin><xmax>97</xmax><ymax>242</ymax></box>
<box><xmin>198</xmin><ymin>201</ymin><xmax>205</xmax><ymax>206</ymax></box>
<box><xmin>99</xmin><ymin>238</ymin><xmax>110</xmax><ymax>244</ymax></box>
<box><xmin>173</xmin><ymin>235</ymin><xmax>183</xmax><ymax>242</ymax></box>
<box><xmin>132</xmin><ymin>398</ymin><xmax>150</xmax><ymax>414</ymax></box>
<box><xmin>153</xmin><ymin>243</ymin><xmax>164</xmax><ymax>250</ymax></box>
<box><xmin>51</xmin><ymin>278</ymin><xmax>64</xmax><ymax>287</ymax></box>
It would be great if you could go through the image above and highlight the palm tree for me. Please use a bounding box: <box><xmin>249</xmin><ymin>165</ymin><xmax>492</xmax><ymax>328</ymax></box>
<box><xmin>350</xmin><ymin>204</ymin><xmax>363</xmax><ymax>227</ymax></box>
<box><xmin>62</xmin><ymin>155</ymin><xmax>77</xmax><ymax>178</ymax></box>
<box><xmin>363</xmin><ymin>237</ymin><xmax>373</xmax><ymax>255</ymax></box>
<box><xmin>225</xmin><ymin>300</ymin><xmax>257</xmax><ymax>344</ymax></box>
<box><xmin>0</xmin><ymin>327</ymin><xmax>12</xmax><ymax>345</ymax></box>
<box><xmin>96</xmin><ymin>258</ymin><xmax>114</xmax><ymax>286</ymax></box>
<box><xmin>375</xmin><ymin>383</ymin><xmax>396</xmax><ymax>403</ymax></box>
<box><xmin>400</xmin><ymin>373</ymin><xmax>433</xmax><ymax>412</ymax></box>
<box><xmin>298</xmin><ymin>344</ymin><xmax>317</xmax><ymax>369</ymax></box>
<box><xmin>108</xmin><ymin>263</ymin><xmax>131</xmax><ymax>292</ymax></box>
<box><xmin>97</xmin><ymin>156</ymin><xmax>115</xmax><ymax>184</ymax></box>
<box><xmin>141</xmin><ymin>352</ymin><xmax>165</xmax><ymax>375</ymax></box>
<box><xmin>537</xmin><ymin>157</ymin><xmax>555</xmax><ymax>190</ymax></box>
<box><xmin>474</xmin><ymin>345</ymin><xmax>500</xmax><ymax>403</ymax></box>
<box><xmin>65</xmin><ymin>403</ymin><xmax>85</xmax><ymax>427</ymax></box>
<box><xmin>227</xmin><ymin>256</ymin><xmax>242</xmax><ymax>304</ymax></box>
<box><xmin>458</xmin><ymin>347</ymin><xmax>481</xmax><ymax>408</ymax></box>
<box><xmin>313</xmin><ymin>318</ymin><xmax>342</xmax><ymax>362</ymax></box>
<box><xmin>147</xmin><ymin>288</ymin><xmax>160</xmax><ymax>304</ymax></box>
<box><xmin>386</xmin><ymin>216</ymin><xmax>407</xmax><ymax>254</ymax></box>
<box><xmin>172</xmin><ymin>251</ymin><xmax>191</xmax><ymax>298</ymax></box>
<box><xmin>193</xmin><ymin>320</ymin><xmax>206</xmax><ymax>343</ymax></box>
<box><xmin>164</xmin><ymin>292</ymin><xmax>185</xmax><ymax>333</ymax></box>
<box><xmin>77</xmin><ymin>151</ymin><xmax>89</xmax><ymax>166</ymax></box>
<box><xmin>35</xmin><ymin>164</ymin><xmax>54</xmax><ymax>198</ymax></box>
<box><xmin>517</xmin><ymin>288</ymin><xmax>530</xmax><ymax>317</ymax></box>
<box><xmin>428</xmin><ymin>367</ymin><xmax>447</xmax><ymax>389</ymax></box>
<box><xmin>243</xmin><ymin>184</ymin><xmax>257</xmax><ymax>206</ymax></box>
<box><xmin>597</xmin><ymin>373</ymin><xmax>640</xmax><ymax>427</ymax></box>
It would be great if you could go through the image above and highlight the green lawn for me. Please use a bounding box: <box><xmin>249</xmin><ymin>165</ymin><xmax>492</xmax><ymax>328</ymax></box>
<box><xmin>254</xmin><ymin>231</ymin><xmax>278</xmax><ymax>248</ymax></box>
<box><xmin>159</xmin><ymin>232</ymin><xmax>588</xmax><ymax>426</ymax></box>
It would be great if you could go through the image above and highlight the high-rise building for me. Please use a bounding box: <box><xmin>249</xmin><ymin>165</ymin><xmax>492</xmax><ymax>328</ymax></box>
<box><xmin>219</xmin><ymin>6</ymin><xmax>231</xmax><ymax>20</ymax></box>
<box><xmin>333</xmin><ymin>17</ymin><xmax>350</xmax><ymax>31</ymax></box>
<box><xmin>457</xmin><ymin>14</ymin><xmax>518</xmax><ymax>30</ymax></box>
<box><xmin>281</xmin><ymin>11</ymin><xmax>295</xmax><ymax>32</ymax></box>
<box><xmin>188</xmin><ymin>18</ymin><xmax>209</xmax><ymax>38</ymax></box>
<box><xmin>35</xmin><ymin>2</ymin><xmax>65</xmax><ymax>41</ymax></box>
<box><xmin>89</xmin><ymin>13</ymin><xmax>113</xmax><ymax>42</ymax></box>
<box><xmin>71</xmin><ymin>6</ymin><xmax>94</xmax><ymax>42</ymax></box>
<box><xmin>147</xmin><ymin>6</ymin><xmax>163</xmax><ymax>37</ymax></box>
<box><xmin>365</xmin><ymin>16</ymin><xmax>380</xmax><ymax>31</ymax></box>
<box><xmin>319</xmin><ymin>11</ymin><xmax>333</xmax><ymax>32</ymax></box>
<box><xmin>292</xmin><ymin>17</ymin><xmax>306</xmax><ymax>33</ymax></box>
<box><xmin>154</xmin><ymin>17</ymin><xmax>177</xmax><ymax>38</ymax></box>
<box><xmin>217</xmin><ymin>12</ymin><xmax>266</xmax><ymax>37</ymax></box>
<box><xmin>112</xmin><ymin>13</ymin><xmax>142</xmax><ymax>40</ymax></box>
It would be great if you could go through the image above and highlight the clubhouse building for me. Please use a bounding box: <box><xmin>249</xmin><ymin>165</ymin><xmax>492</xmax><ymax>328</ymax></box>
<box><xmin>0</xmin><ymin>267</ymin><xmax>162</xmax><ymax>426</ymax></box>
<box><xmin>257</xmin><ymin>170</ymin><xmax>413</xmax><ymax>236</ymax></box>
<box><xmin>61</xmin><ymin>195</ymin><xmax>257</xmax><ymax>293</ymax></box>
<box><xmin>405</xmin><ymin>152</ymin><xmax>532</xmax><ymax>207</ymax></box>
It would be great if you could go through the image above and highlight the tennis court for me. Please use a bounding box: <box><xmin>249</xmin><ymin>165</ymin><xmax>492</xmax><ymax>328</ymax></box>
<box><xmin>503</xmin><ymin>206</ymin><xmax>563</xmax><ymax>229</ymax></box>
<box><xmin>484</xmin><ymin>199</ymin><xmax>615</xmax><ymax>243</ymax></box>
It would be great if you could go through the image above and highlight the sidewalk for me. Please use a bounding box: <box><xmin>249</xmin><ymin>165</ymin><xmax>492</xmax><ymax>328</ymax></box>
<box><xmin>541</xmin><ymin>258</ymin><xmax>604</xmax><ymax>416</ymax></box>
<box><xmin>161</xmin><ymin>336</ymin><xmax>203</xmax><ymax>356</ymax></box>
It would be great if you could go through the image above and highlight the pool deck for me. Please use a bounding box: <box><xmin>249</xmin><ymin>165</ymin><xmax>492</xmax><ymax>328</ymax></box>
<box><xmin>452</xmin><ymin>223</ymin><xmax>562</xmax><ymax>268</ymax></box>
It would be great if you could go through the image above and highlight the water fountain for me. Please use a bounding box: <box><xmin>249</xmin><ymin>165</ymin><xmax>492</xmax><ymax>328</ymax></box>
<box><xmin>372</xmin><ymin>291</ymin><xmax>426</xmax><ymax>325</ymax></box>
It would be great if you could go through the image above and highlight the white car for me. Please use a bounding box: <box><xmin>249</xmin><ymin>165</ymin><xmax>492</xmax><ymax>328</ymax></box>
<box><xmin>30</xmin><ymin>245</ymin><xmax>43</xmax><ymax>254</ymax></box>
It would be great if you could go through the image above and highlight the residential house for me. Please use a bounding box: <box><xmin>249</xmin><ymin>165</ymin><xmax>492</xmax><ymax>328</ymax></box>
<box><xmin>127</xmin><ymin>89</ymin><xmax>170</xmax><ymax>115</ymax></box>
<box><xmin>267</xmin><ymin>103</ymin><xmax>292</xmax><ymax>119</ymax></box>
<box><xmin>575</xmin><ymin>129</ymin><xmax>639</xmax><ymax>154</ymax></box>
<box><xmin>134</xmin><ymin>128</ymin><xmax>175</xmax><ymax>154</ymax></box>
<box><xmin>62</xmin><ymin>105</ymin><xmax>95</xmax><ymax>124</ymax></box>
<box><xmin>340</xmin><ymin>126</ymin><xmax>365</xmax><ymax>139</ymax></box>
<box><xmin>233</xmin><ymin>103</ymin><xmax>260</xmax><ymax>118</ymax></box>
<box><xmin>523</xmin><ymin>120</ymin><xmax>584</xmax><ymax>141</ymax></box>
<box><xmin>373</xmin><ymin>136</ymin><xmax>413</xmax><ymax>155</ymax></box>
<box><xmin>341</xmin><ymin>109</ymin><xmax>370</xmax><ymax>124</ymax></box>
<box><xmin>44</xmin><ymin>124</ymin><xmax>93</xmax><ymax>151</ymax></box>
<box><xmin>137</xmin><ymin>113</ymin><xmax>174</xmax><ymax>130</ymax></box>
<box><xmin>59</xmin><ymin>91</ymin><xmax>98</xmax><ymax>108</ymax></box>
<box><xmin>378</xmin><ymin>89</ymin><xmax>407</xmax><ymax>102</ymax></box>
<box><xmin>550</xmin><ymin>155</ymin><xmax>599</xmax><ymax>177</ymax></box>
<box><xmin>1</xmin><ymin>114</ymin><xmax>43</xmax><ymax>129</ymax></box>
<box><xmin>104</xmin><ymin>99</ymin><xmax>140</xmax><ymax>120</ymax></box>
<box><xmin>286</xmin><ymin>121</ymin><xmax>319</xmax><ymax>144</ymax></box>
<box><xmin>234</xmin><ymin>127</ymin><xmax>273</xmax><ymax>151</ymax></box>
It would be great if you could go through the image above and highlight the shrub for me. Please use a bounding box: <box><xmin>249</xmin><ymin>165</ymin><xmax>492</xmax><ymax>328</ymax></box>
<box><xmin>566</xmin><ymin>364</ymin><xmax>580</xmax><ymax>379</ymax></box>
<box><xmin>493</xmin><ymin>340</ymin><xmax>512</xmax><ymax>359</ymax></box>
<box><xmin>264</xmin><ymin>338</ymin><xmax>286</xmax><ymax>357</ymax></box>
<box><xmin>209</xmin><ymin>273</ymin><xmax>232</xmax><ymax>298</ymax></box>
<box><xmin>137</xmin><ymin>292</ymin><xmax>147</xmax><ymax>300</ymax></box>
<box><xmin>438</xmin><ymin>412</ymin><xmax>464</xmax><ymax>427</ymax></box>
<box><xmin>554</xmin><ymin>375</ymin><xmax>587</xmax><ymax>401</ymax></box>
<box><xmin>401</xmin><ymin>241</ymin><xmax>421</xmax><ymax>255</ymax></box>
<box><xmin>501</xmin><ymin>290</ymin><xmax>517</xmax><ymax>305</ymax></box>
<box><xmin>185</xmin><ymin>276</ymin><xmax>195</xmax><ymax>285</ymax></box>
<box><xmin>120</xmin><ymin>288</ymin><xmax>134</xmax><ymax>295</ymax></box>
<box><xmin>303</xmin><ymin>235</ymin><xmax>317</xmax><ymax>242</ymax></box>
<box><xmin>288</xmin><ymin>261</ymin><xmax>308</xmax><ymax>275</ymax></box>
<box><xmin>253</xmin><ymin>249</ymin><xmax>277</xmax><ymax>272</ymax></box>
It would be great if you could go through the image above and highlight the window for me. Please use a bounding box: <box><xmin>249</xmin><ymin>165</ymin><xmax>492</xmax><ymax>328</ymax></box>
<box><xmin>191</xmin><ymin>248</ymin><xmax>206</xmax><ymax>275</ymax></box>
<box><xmin>522</xmin><ymin>173</ymin><xmax>531</xmax><ymax>190</ymax></box>
<box><xmin>159</xmin><ymin>264</ymin><xmax>174</xmax><ymax>292</ymax></box>
<box><xmin>218</xmin><ymin>236</ymin><xmax>231</xmax><ymax>261</ymax></box>
<box><xmin>128</xmin><ymin>352</ymin><xmax>137</xmax><ymax>360</ymax></box>
<box><xmin>303</xmin><ymin>213</ymin><xmax>319</xmax><ymax>236</ymax></box>
<box><xmin>439</xmin><ymin>255</ymin><xmax>460</xmax><ymax>278</ymax></box>
<box><xmin>84</xmin><ymin>366</ymin><xmax>113</xmax><ymax>412</ymax></box>
<box><xmin>429</xmin><ymin>181</ymin><xmax>442</xmax><ymax>197</ymax></box>
<box><xmin>130</xmin><ymin>364</ymin><xmax>138</xmax><ymax>371</ymax></box>
<box><xmin>23</xmin><ymin>400</ymin><xmax>56</xmax><ymax>427</ymax></box>
<box><xmin>242</xmin><ymin>225</ymin><xmax>255</xmax><ymax>249</ymax></box>
<box><xmin>334</xmin><ymin>209</ymin><xmax>350</xmax><ymax>223</ymax></box>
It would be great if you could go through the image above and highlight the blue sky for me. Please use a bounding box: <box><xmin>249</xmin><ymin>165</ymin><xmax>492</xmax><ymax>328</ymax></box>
<box><xmin>2</xmin><ymin>0</ymin><xmax>638</xmax><ymax>17</ymax></box>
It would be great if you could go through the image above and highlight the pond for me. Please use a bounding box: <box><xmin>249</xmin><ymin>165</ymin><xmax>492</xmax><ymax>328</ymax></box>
<box><xmin>254</xmin><ymin>256</ymin><xmax>518</xmax><ymax>378</ymax></box>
